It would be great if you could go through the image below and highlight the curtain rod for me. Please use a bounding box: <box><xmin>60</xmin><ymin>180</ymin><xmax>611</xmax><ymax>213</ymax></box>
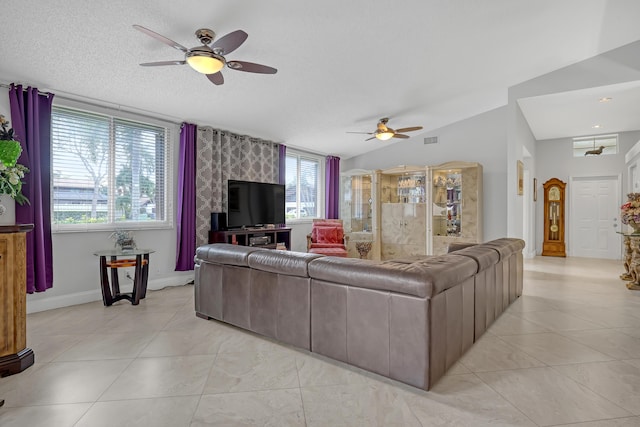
<box><xmin>0</xmin><ymin>82</ymin><xmax>183</xmax><ymax>126</ymax></box>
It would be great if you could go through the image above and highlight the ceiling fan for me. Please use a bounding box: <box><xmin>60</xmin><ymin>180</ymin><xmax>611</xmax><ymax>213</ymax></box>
<box><xmin>347</xmin><ymin>117</ymin><xmax>423</xmax><ymax>141</ymax></box>
<box><xmin>132</xmin><ymin>25</ymin><xmax>277</xmax><ymax>86</ymax></box>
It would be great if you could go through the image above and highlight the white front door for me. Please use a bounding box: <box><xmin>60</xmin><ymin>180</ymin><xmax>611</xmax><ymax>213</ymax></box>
<box><xmin>570</xmin><ymin>176</ymin><xmax>621</xmax><ymax>259</ymax></box>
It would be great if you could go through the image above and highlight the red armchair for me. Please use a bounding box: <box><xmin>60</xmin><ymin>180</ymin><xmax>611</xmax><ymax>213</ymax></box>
<box><xmin>306</xmin><ymin>219</ymin><xmax>349</xmax><ymax>257</ymax></box>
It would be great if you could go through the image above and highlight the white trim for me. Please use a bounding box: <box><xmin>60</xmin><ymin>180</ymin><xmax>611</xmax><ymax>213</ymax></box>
<box><xmin>26</xmin><ymin>273</ymin><xmax>194</xmax><ymax>313</ymax></box>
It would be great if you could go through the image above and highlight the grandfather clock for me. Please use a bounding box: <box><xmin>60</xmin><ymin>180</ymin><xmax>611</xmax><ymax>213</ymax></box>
<box><xmin>542</xmin><ymin>178</ymin><xmax>566</xmax><ymax>257</ymax></box>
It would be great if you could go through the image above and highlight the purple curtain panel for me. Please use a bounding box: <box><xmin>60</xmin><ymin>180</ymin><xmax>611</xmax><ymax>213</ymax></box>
<box><xmin>175</xmin><ymin>122</ymin><xmax>197</xmax><ymax>271</ymax></box>
<box><xmin>325</xmin><ymin>155</ymin><xmax>340</xmax><ymax>219</ymax></box>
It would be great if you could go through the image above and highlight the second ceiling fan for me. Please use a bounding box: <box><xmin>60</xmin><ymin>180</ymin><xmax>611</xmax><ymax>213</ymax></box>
<box><xmin>348</xmin><ymin>117</ymin><xmax>423</xmax><ymax>141</ymax></box>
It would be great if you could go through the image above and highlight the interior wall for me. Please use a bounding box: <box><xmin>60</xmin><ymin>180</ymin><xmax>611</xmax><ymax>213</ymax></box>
<box><xmin>508</xmin><ymin>103</ymin><xmax>538</xmax><ymax>245</ymax></box>
<box><xmin>344</xmin><ymin>106</ymin><xmax>508</xmax><ymax>241</ymax></box>
<box><xmin>535</xmin><ymin>130</ymin><xmax>640</xmax><ymax>255</ymax></box>
<box><xmin>508</xmin><ymin>39</ymin><xmax>640</xmax><ymax>245</ymax></box>
<box><xmin>0</xmin><ymin>86</ymin><xmax>193</xmax><ymax>313</ymax></box>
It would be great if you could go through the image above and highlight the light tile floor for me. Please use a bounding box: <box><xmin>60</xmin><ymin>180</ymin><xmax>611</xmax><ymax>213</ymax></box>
<box><xmin>1</xmin><ymin>256</ymin><xmax>640</xmax><ymax>426</ymax></box>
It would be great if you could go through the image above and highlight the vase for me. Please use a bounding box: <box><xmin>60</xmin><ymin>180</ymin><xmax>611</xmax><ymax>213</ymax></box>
<box><xmin>0</xmin><ymin>193</ymin><xmax>16</xmax><ymax>225</ymax></box>
<box><xmin>628</xmin><ymin>220</ymin><xmax>640</xmax><ymax>234</ymax></box>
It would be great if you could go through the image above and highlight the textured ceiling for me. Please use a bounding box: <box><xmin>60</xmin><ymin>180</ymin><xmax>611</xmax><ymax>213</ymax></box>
<box><xmin>1</xmin><ymin>1</ymin><xmax>640</xmax><ymax>158</ymax></box>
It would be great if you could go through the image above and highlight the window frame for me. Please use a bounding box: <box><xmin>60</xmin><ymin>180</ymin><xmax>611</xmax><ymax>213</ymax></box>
<box><xmin>50</xmin><ymin>100</ymin><xmax>175</xmax><ymax>233</ymax></box>
<box><xmin>572</xmin><ymin>134</ymin><xmax>618</xmax><ymax>157</ymax></box>
<box><xmin>285</xmin><ymin>149</ymin><xmax>325</xmax><ymax>223</ymax></box>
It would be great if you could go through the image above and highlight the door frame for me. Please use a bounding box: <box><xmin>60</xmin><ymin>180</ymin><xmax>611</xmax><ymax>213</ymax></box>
<box><xmin>568</xmin><ymin>174</ymin><xmax>622</xmax><ymax>259</ymax></box>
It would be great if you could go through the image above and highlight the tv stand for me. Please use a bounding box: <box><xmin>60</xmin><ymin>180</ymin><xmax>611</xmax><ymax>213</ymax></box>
<box><xmin>208</xmin><ymin>226</ymin><xmax>291</xmax><ymax>250</ymax></box>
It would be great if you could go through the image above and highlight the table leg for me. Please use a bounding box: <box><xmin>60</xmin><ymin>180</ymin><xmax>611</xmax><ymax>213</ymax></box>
<box><xmin>140</xmin><ymin>253</ymin><xmax>150</xmax><ymax>299</ymax></box>
<box><xmin>131</xmin><ymin>254</ymin><xmax>143</xmax><ymax>305</ymax></box>
<box><xmin>110</xmin><ymin>255</ymin><xmax>121</xmax><ymax>298</ymax></box>
<box><xmin>99</xmin><ymin>256</ymin><xmax>113</xmax><ymax>306</ymax></box>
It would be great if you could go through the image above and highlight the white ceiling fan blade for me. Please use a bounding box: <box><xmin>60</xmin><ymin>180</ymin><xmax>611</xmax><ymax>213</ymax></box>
<box><xmin>133</xmin><ymin>25</ymin><xmax>188</xmax><ymax>53</ymax></box>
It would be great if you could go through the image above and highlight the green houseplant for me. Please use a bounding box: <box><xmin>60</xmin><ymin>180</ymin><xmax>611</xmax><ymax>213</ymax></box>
<box><xmin>0</xmin><ymin>114</ymin><xmax>29</xmax><ymax>206</ymax></box>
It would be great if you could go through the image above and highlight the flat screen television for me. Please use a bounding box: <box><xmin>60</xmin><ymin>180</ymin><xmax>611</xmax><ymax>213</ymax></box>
<box><xmin>227</xmin><ymin>180</ymin><xmax>286</xmax><ymax>228</ymax></box>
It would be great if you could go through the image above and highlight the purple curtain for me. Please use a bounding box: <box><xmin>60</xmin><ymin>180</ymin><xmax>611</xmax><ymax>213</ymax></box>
<box><xmin>175</xmin><ymin>122</ymin><xmax>197</xmax><ymax>271</ymax></box>
<box><xmin>325</xmin><ymin>155</ymin><xmax>340</xmax><ymax>219</ymax></box>
<box><xmin>8</xmin><ymin>84</ymin><xmax>55</xmax><ymax>293</ymax></box>
<box><xmin>278</xmin><ymin>144</ymin><xmax>286</xmax><ymax>185</ymax></box>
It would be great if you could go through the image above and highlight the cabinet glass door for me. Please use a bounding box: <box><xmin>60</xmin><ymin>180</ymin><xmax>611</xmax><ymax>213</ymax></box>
<box><xmin>432</xmin><ymin>170</ymin><xmax>462</xmax><ymax>237</ymax></box>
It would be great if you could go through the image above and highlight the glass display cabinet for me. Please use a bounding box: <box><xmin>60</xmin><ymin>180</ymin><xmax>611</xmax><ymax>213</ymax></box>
<box><xmin>375</xmin><ymin>165</ymin><xmax>428</xmax><ymax>260</ymax></box>
<box><xmin>428</xmin><ymin>161</ymin><xmax>483</xmax><ymax>255</ymax></box>
<box><xmin>340</xmin><ymin>169</ymin><xmax>376</xmax><ymax>259</ymax></box>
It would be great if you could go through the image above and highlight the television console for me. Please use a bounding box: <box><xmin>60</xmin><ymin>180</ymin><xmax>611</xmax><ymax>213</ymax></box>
<box><xmin>208</xmin><ymin>227</ymin><xmax>291</xmax><ymax>250</ymax></box>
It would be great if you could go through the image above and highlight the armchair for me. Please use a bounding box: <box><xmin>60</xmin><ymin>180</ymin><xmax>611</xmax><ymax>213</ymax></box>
<box><xmin>306</xmin><ymin>219</ymin><xmax>349</xmax><ymax>257</ymax></box>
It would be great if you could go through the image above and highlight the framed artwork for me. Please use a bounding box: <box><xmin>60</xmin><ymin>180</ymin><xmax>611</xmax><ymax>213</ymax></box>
<box><xmin>533</xmin><ymin>177</ymin><xmax>538</xmax><ymax>202</ymax></box>
<box><xmin>517</xmin><ymin>160</ymin><xmax>524</xmax><ymax>195</ymax></box>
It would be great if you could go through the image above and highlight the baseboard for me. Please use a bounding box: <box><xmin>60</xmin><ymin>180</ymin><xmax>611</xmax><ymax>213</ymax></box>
<box><xmin>27</xmin><ymin>289</ymin><xmax>102</xmax><ymax>314</ymax></box>
<box><xmin>26</xmin><ymin>272</ymin><xmax>195</xmax><ymax>314</ymax></box>
<box><xmin>146</xmin><ymin>273</ymin><xmax>194</xmax><ymax>291</ymax></box>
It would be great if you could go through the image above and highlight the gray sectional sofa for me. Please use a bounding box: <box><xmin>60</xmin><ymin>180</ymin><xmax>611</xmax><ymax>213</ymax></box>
<box><xmin>194</xmin><ymin>238</ymin><xmax>524</xmax><ymax>390</ymax></box>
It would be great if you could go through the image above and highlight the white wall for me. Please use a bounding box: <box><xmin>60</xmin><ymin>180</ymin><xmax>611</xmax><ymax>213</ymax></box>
<box><xmin>0</xmin><ymin>86</ymin><xmax>193</xmax><ymax>313</ymax></box>
<box><xmin>287</xmin><ymin>221</ymin><xmax>313</xmax><ymax>252</ymax></box>
<box><xmin>535</xmin><ymin>131</ymin><xmax>640</xmax><ymax>255</ymax></box>
<box><xmin>344</xmin><ymin>106</ymin><xmax>509</xmax><ymax>241</ymax></box>
<box><xmin>508</xmin><ymin>39</ymin><xmax>640</xmax><ymax>244</ymax></box>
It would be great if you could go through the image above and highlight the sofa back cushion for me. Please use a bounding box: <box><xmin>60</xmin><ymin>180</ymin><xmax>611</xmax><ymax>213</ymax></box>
<box><xmin>311</xmin><ymin>219</ymin><xmax>344</xmax><ymax>244</ymax></box>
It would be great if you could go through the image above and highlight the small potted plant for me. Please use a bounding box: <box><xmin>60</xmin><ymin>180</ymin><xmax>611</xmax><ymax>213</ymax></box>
<box><xmin>109</xmin><ymin>229</ymin><xmax>137</xmax><ymax>252</ymax></box>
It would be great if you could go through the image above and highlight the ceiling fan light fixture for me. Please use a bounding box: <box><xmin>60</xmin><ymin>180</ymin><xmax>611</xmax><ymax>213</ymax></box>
<box><xmin>376</xmin><ymin>130</ymin><xmax>395</xmax><ymax>141</ymax></box>
<box><xmin>186</xmin><ymin>49</ymin><xmax>225</xmax><ymax>74</ymax></box>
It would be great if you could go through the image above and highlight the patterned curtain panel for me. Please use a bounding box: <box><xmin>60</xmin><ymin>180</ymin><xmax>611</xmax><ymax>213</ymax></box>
<box><xmin>195</xmin><ymin>127</ymin><xmax>280</xmax><ymax>246</ymax></box>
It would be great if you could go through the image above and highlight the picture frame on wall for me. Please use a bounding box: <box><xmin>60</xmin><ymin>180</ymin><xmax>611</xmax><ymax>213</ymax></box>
<box><xmin>533</xmin><ymin>177</ymin><xmax>538</xmax><ymax>201</ymax></box>
<box><xmin>517</xmin><ymin>160</ymin><xmax>524</xmax><ymax>195</ymax></box>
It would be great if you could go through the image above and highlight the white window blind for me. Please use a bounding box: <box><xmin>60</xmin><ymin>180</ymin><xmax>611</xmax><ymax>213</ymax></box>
<box><xmin>51</xmin><ymin>106</ymin><xmax>169</xmax><ymax>229</ymax></box>
<box><xmin>285</xmin><ymin>150</ymin><xmax>322</xmax><ymax>220</ymax></box>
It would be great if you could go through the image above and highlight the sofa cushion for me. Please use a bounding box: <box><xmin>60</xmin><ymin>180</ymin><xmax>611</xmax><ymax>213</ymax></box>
<box><xmin>310</xmin><ymin>257</ymin><xmax>429</xmax><ymax>297</ymax></box>
<box><xmin>316</xmin><ymin>226</ymin><xmax>338</xmax><ymax>243</ymax></box>
<box><xmin>248</xmin><ymin>250</ymin><xmax>323</xmax><ymax>277</ymax></box>
<box><xmin>405</xmin><ymin>255</ymin><xmax>479</xmax><ymax>296</ymax></box>
<box><xmin>447</xmin><ymin>242</ymin><xmax>478</xmax><ymax>253</ymax></box>
<box><xmin>451</xmin><ymin>245</ymin><xmax>500</xmax><ymax>272</ymax></box>
<box><xmin>196</xmin><ymin>244</ymin><xmax>266</xmax><ymax>266</ymax></box>
<box><xmin>481</xmin><ymin>238</ymin><xmax>524</xmax><ymax>260</ymax></box>
<box><xmin>309</xmin><ymin>242</ymin><xmax>345</xmax><ymax>249</ymax></box>
<box><xmin>309</xmin><ymin>247</ymin><xmax>348</xmax><ymax>257</ymax></box>
<box><xmin>309</xmin><ymin>254</ymin><xmax>477</xmax><ymax>298</ymax></box>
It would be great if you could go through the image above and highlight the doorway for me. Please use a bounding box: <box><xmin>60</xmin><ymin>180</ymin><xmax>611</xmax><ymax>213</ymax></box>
<box><xmin>569</xmin><ymin>175</ymin><xmax>621</xmax><ymax>259</ymax></box>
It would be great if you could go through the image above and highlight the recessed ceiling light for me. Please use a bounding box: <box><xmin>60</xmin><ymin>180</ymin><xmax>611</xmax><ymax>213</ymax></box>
<box><xmin>592</xmin><ymin>124</ymin><xmax>602</xmax><ymax>129</ymax></box>
<box><xmin>598</xmin><ymin>97</ymin><xmax>612</xmax><ymax>103</ymax></box>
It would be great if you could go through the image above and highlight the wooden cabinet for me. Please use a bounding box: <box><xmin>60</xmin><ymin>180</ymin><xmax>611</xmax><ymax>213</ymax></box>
<box><xmin>356</xmin><ymin>162</ymin><xmax>483</xmax><ymax>259</ymax></box>
<box><xmin>209</xmin><ymin>227</ymin><xmax>291</xmax><ymax>250</ymax></box>
<box><xmin>0</xmin><ymin>224</ymin><xmax>34</xmax><ymax>377</ymax></box>
<box><xmin>428</xmin><ymin>162</ymin><xmax>483</xmax><ymax>255</ymax></box>
<box><xmin>376</xmin><ymin>166</ymin><xmax>428</xmax><ymax>260</ymax></box>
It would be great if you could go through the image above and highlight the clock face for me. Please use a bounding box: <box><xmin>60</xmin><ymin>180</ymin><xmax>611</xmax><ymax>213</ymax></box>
<box><xmin>549</xmin><ymin>186</ymin><xmax>560</xmax><ymax>201</ymax></box>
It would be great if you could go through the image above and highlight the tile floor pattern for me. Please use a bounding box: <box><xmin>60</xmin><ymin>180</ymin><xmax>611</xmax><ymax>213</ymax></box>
<box><xmin>1</xmin><ymin>256</ymin><xmax>640</xmax><ymax>426</ymax></box>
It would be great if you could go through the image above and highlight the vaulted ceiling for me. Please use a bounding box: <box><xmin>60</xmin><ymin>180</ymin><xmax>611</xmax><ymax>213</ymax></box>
<box><xmin>2</xmin><ymin>1</ymin><xmax>640</xmax><ymax>158</ymax></box>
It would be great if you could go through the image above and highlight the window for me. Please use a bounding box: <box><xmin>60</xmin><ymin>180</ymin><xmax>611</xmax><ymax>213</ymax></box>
<box><xmin>573</xmin><ymin>134</ymin><xmax>617</xmax><ymax>157</ymax></box>
<box><xmin>51</xmin><ymin>105</ymin><xmax>171</xmax><ymax>230</ymax></box>
<box><xmin>285</xmin><ymin>150</ymin><xmax>323</xmax><ymax>220</ymax></box>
